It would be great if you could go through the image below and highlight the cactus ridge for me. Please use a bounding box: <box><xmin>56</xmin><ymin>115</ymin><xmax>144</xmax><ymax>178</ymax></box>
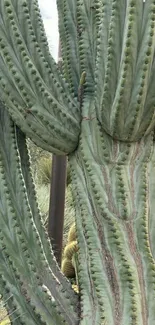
<box><xmin>0</xmin><ymin>104</ymin><xmax>79</xmax><ymax>325</ymax></box>
<box><xmin>56</xmin><ymin>0</ymin><xmax>80</xmax><ymax>94</ymax></box>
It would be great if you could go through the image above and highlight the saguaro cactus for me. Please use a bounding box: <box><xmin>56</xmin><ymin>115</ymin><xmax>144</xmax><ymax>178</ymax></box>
<box><xmin>0</xmin><ymin>0</ymin><xmax>155</xmax><ymax>324</ymax></box>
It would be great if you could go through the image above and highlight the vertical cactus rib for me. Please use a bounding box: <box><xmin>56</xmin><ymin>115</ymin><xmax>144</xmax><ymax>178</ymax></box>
<box><xmin>70</xmin><ymin>163</ymin><xmax>106</xmax><ymax>325</ymax></box>
<box><xmin>125</xmin><ymin>0</ymin><xmax>155</xmax><ymax>140</ymax></box>
<box><xmin>107</xmin><ymin>0</ymin><xmax>143</xmax><ymax>139</ymax></box>
<box><xmin>76</xmin><ymin>0</ymin><xmax>101</xmax><ymax>97</ymax></box>
<box><xmin>56</xmin><ymin>0</ymin><xmax>80</xmax><ymax>94</ymax></box>
<box><xmin>94</xmin><ymin>0</ymin><xmax>121</xmax><ymax>121</ymax></box>
<box><xmin>70</xmin><ymin>162</ymin><xmax>120</xmax><ymax>325</ymax></box>
<box><xmin>0</xmin><ymin>104</ymin><xmax>79</xmax><ymax>325</ymax></box>
<box><xmin>135</xmin><ymin>152</ymin><xmax>155</xmax><ymax>323</ymax></box>
<box><xmin>148</xmin><ymin>146</ymin><xmax>155</xmax><ymax>260</ymax></box>
<box><xmin>131</xmin><ymin>0</ymin><xmax>155</xmax><ymax>139</ymax></box>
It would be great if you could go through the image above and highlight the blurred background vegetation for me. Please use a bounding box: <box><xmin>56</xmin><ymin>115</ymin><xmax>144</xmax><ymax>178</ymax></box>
<box><xmin>27</xmin><ymin>138</ymin><xmax>75</xmax><ymax>248</ymax></box>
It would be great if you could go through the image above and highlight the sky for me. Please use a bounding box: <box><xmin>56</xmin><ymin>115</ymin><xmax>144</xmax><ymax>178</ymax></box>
<box><xmin>38</xmin><ymin>0</ymin><xmax>59</xmax><ymax>60</ymax></box>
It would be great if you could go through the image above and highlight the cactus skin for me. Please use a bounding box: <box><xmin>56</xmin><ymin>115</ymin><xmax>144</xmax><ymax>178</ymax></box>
<box><xmin>0</xmin><ymin>1</ymin><xmax>155</xmax><ymax>325</ymax></box>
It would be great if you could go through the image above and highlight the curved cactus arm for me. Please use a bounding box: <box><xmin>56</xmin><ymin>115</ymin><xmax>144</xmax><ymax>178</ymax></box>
<box><xmin>11</xmin><ymin>0</ymin><xmax>78</xmax><ymax>114</ymax></box>
<box><xmin>0</xmin><ymin>103</ymin><xmax>79</xmax><ymax>325</ymax></box>
<box><xmin>0</xmin><ymin>0</ymin><xmax>80</xmax><ymax>155</ymax></box>
<box><xmin>95</xmin><ymin>0</ymin><xmax>143</xmax><ymax>139</ymax></box>
<box><xmin>15</xmin><ymin>126</ymin><xmax>80</xmax><ymax>305</ymax></box>
<box><xmin>94</xmin><ymin>1</ymin><xmax>155</xmax><ymax>141</ymax></box>
<box><xmin>26</xmin><ymin>0</ymin><xmax>74</xmax><ymax>100</ymax></box>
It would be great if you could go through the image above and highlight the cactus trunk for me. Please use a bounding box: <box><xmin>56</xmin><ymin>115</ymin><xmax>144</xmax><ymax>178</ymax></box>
<box><xmin>69</xmin><ymin>117</ymin><xmax>155</xmax><ymax>325</ymax></box>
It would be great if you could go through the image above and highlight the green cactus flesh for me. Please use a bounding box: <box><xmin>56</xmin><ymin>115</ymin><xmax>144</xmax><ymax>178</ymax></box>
<box><xmin>0</xmin><ymin>1</ymin><xmax>155</xmax><ymax>324</ymax></box>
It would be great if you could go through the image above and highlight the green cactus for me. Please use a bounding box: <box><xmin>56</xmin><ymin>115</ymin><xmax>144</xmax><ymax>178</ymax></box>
<box><xmin>0</xmin><ymin>0</ymin><xmax>155</xmax><ymax>324</ymax></box>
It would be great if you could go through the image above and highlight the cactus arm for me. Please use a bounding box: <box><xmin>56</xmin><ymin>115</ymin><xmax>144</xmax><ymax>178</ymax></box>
<box><xmin>96</xmin><ymin>0</ymin><xmax>143</xmax><ymax>139</ymax></box>
<box><xmin>109</xmin><ymin>0</ymin><xmax>143</xmax><ymax>138</ymax></box>
<box><xmin>94</xmin><ymin>0</ymin><xmax>125</xmax><ymax>121</ymax></box>
<box><xmin>27</xmin><ymin>0</ymin><xmax>79</xmax><ymax>113</ymax></box>
<box><xmin>15</xmin><ymin>126</ymin><xmax>79</xmax><ymax>305</ymax></box>
<box><xmin>12</xmin><ymin>0</ymin><xmax>78</xmax><ymax>116</ymax></box>
<box><xmin>0</xmin><ymin>104</ymin><xmax>79</xmax><ymax>325</ymax></box>
<box><xmin>56</xmin><ymin>0</ymin><xmax>80</xmax><ymax>94</ymax></box>
<box><xmin>94</xmin><ymin>1</ymin><xmax>155</xmax><ymax>142</ymax></box>
<box><xmin>0</xmin><ymin>0</ymin><xmax>80</xmax><ymax>154</ymax></box>
<box><xmin>69</xmin><ymin>116</ymin><xmax>155</xmax><ymax>325</ymax></box>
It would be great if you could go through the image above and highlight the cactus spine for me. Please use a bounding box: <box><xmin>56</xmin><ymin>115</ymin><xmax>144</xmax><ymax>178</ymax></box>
<box><xmin>0</xmin><ymin>0</ymin><xmax>155</xmax><ymax>324</ymax></box>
